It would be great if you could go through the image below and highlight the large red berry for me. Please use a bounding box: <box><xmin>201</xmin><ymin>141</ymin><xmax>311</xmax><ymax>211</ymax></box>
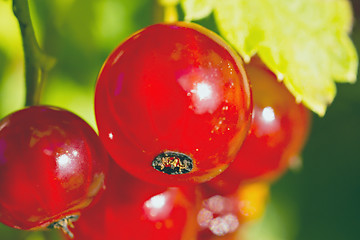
<box><xmin>68</xmin><ymin>161</ymin><xmax>197</xmax><ymax>240</ymax></box>
<box><xmin>0</xmin><ymin>106</ymin><xmax>108</xmax><ymax>235</ymax></box>
<box><xmin>208</xmin><ymin>58</ymin><xmax>311</xmax><ymax>194</ymax></box>
<box><xmin>95</xmin><ymin>22</ymin><xmax>252</xmax><ymax>185</ymax></box>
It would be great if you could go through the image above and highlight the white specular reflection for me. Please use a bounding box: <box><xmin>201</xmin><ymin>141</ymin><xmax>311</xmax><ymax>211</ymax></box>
<box><xmin>108</xmin><ymin>132</ymin><xmax>114</xmax><ymax>140</ymax></box>
<box><xmin>72</xmin><ymin>150</ymin><xmax>79</xmax><ymax>157</ymax></box>
<box><xmin>262</xmin><ymin>106</ymin><xmax>275</xmax><ymax>123</ymax></box>
<box><xmin>57</xmin><ymin>154</ymin><xmax>71</xmax><ymax>168</ymax></box>
<box><xmin>178</xmin><ymin>68</ymin><xmax>222</xmax><ymax>115</ymax></box>
<box><xmin>198</xmin><ymin>195</ymin><xmax>240</xmax><ymax>236</ymax></box>
<box><xmin>197</xmin><ymin>208</ymin><xmax>214</xmax><ymax>227</ymax></box>
<box><xmin>145</xmin><ymin>194</ymin><xmax>166</xmax><ymax>211</ymax></box>
<box><xmin>204</xmin><ymin>195</ymin><xmax>227</xmax><ymax>214</ymax></box>
<box><xmin>56</xmin><ymin>150</ymin><xmax>80</xmax><ymax>176</ymax></box>
<box><xmin>143</xmin><ymin>192</ymin><xmax>172</xmax><ymax>221</ymax></box>
<box><xmin>192</xmin><ymin>82</ymin><xmax>212</xmax><ymax>101</ymax></box>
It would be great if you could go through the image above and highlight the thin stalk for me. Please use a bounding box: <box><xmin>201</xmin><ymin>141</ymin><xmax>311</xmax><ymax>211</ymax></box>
<box><xmin>13</xmin><ymin>0</ymin><xmax>55</xmax><ymax>106</ymax></box>
<box><xmin>156</xmin><ymin>0</ymin><xmax>179</xmax><ymax>23</ymax></box>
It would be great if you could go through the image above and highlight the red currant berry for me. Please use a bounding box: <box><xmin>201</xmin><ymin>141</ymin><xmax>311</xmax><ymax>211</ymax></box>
<box><xmin>95</xmin><ymin>22</ymin><xmax>252</xmax><ymax>185</ymax></box>
<box><xmin>207</xmin><ymin>58</ymin><xmax>311</xmax><ymax>194</ymax></box>
<box><xmin>0</xmin><ymin>106</ymin><xmax>108</xmax><ymax>236</ymax></box>
<box><xmin>68</xmin><ymin>161</ymin><xmax>196</xmax><ymax>240</ymax></box>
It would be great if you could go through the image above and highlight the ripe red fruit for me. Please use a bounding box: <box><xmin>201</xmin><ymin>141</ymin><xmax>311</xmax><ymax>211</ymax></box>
<box><xmin>0</xmin><ymin>106</ymin><xmax>108</xmax><ymax>236</ymax></box>
<box><xmin>67</xmin><ymin>161</ymin><xmax>197</xmax><ymax>240</ymax></box>
<box><xmin>95</xmin><ymin>22</ymin><xmax>252</xmax><ymax>185</ymax></box>
<box><xmin>207</xmin><ymin>58</ymin><xmax>311</xmax><ymax>194</ymax></box>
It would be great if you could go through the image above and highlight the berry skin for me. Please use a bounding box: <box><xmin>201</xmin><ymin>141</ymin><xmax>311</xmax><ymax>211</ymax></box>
<box><xmin>0</xmin><ymin>106</ymin><xmax>108</xmax><ymax>235</ymax></box>
<box><xmin>207</xmin><ymin>58</ymin><xmax>311</xmax><ymax>194</ymax></box>
<box><xmin>95</xmin><ymin>22</ymin><xmax>252</xmax><ymax>185</ymax></box>
<box><xmin>67</xmin><ymin>161</ymin><xmax>197</xmax><ymax>240</ymax></box>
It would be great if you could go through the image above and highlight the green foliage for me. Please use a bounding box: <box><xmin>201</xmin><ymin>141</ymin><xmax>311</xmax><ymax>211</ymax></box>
<box><xmin>181</xmin><ymin>0</ymin><xmax>359</xmax><ymax>116</ymax></box>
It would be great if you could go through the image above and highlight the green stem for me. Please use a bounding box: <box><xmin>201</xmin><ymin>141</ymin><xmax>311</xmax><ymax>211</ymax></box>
<box><xmin>156</xmin><ymin>0</ymin><xmax>179</xmax><ymax>23</ymax></box>
<box><xmin>13</xmin><ymin>0</ymin><xmax>55</xmax><ymax>106</ymax></box>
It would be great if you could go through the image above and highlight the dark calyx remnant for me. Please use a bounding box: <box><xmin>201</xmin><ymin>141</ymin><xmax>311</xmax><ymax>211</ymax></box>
<box><xmin>48</xmin><ymin>215</ymin><xmax>79</xmax><ymax>238</ymax></box>
<box><xmin>152</xmin><ymin>151</ymin><xmax>193</xmax><ymax>175</ymax></box>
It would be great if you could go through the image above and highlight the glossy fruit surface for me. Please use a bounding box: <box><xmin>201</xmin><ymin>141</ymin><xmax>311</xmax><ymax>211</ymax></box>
<box><xmin>208</xmin><ymin>59</ymin><xmax>311</xmax><ymax>194</ymax></box>
<box><xmin>0</xmin><ymin>106</ymin><xmax>108</xmax><ymax>231</ymax></box>
<box><xmin>95</xmin><ymin>22</ymin><xmax>252</xmax><ymax>185</ymax></box>
<box><xmin>68</xmin><ymin>161</ymin><xmax>197</xmax><ymax>240</ymax></box>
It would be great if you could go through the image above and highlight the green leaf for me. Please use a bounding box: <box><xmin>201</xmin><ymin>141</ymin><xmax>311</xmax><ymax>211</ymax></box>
<box><xmin>181</xmin><ymin>0</ymin><xmax>358</xmax><ymax>116</ymax></box>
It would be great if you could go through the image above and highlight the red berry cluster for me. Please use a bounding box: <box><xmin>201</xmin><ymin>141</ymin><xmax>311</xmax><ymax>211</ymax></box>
<box><xmin>0</xmin><ymin>22</ymin><xmax>310</xmax><ymax>239</ymax></box>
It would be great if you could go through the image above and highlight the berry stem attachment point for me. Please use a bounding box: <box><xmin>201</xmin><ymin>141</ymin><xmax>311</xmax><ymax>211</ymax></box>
<box><xmin>12</xmin><ymin>0</ymin><xmax>55</xmax><ymax>107</ymax></box>
<box><xmin>48</xmin><ymin>215</ymin><xmax>79</xmax><ymax>239</ymax></box>
<box><xmin>157</xmin><ymin>0</ymin><xmax>179</xmax><ymax>23</ymax></box>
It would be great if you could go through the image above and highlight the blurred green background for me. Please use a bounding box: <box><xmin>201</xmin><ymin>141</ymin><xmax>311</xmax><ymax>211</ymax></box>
<box><xmin>0</xmin><ymin>0</ymin><xmax>359</xmax><ymax>239</ymax></box>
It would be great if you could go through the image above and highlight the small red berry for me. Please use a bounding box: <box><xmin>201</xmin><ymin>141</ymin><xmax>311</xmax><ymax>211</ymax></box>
<box><xmin>207</xmin><ymin>58</ymin><xmax>311</xmax><ymax>194</ymax></box>
<box><xmin>68</xmin><ymin>161</ymin><xmax>196</xmax><ymax>240</ymax></box>
<box><xmin>0</xmin><ymin>106</ymin><xmax>108</xmax><ymax>236</ymax></box>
